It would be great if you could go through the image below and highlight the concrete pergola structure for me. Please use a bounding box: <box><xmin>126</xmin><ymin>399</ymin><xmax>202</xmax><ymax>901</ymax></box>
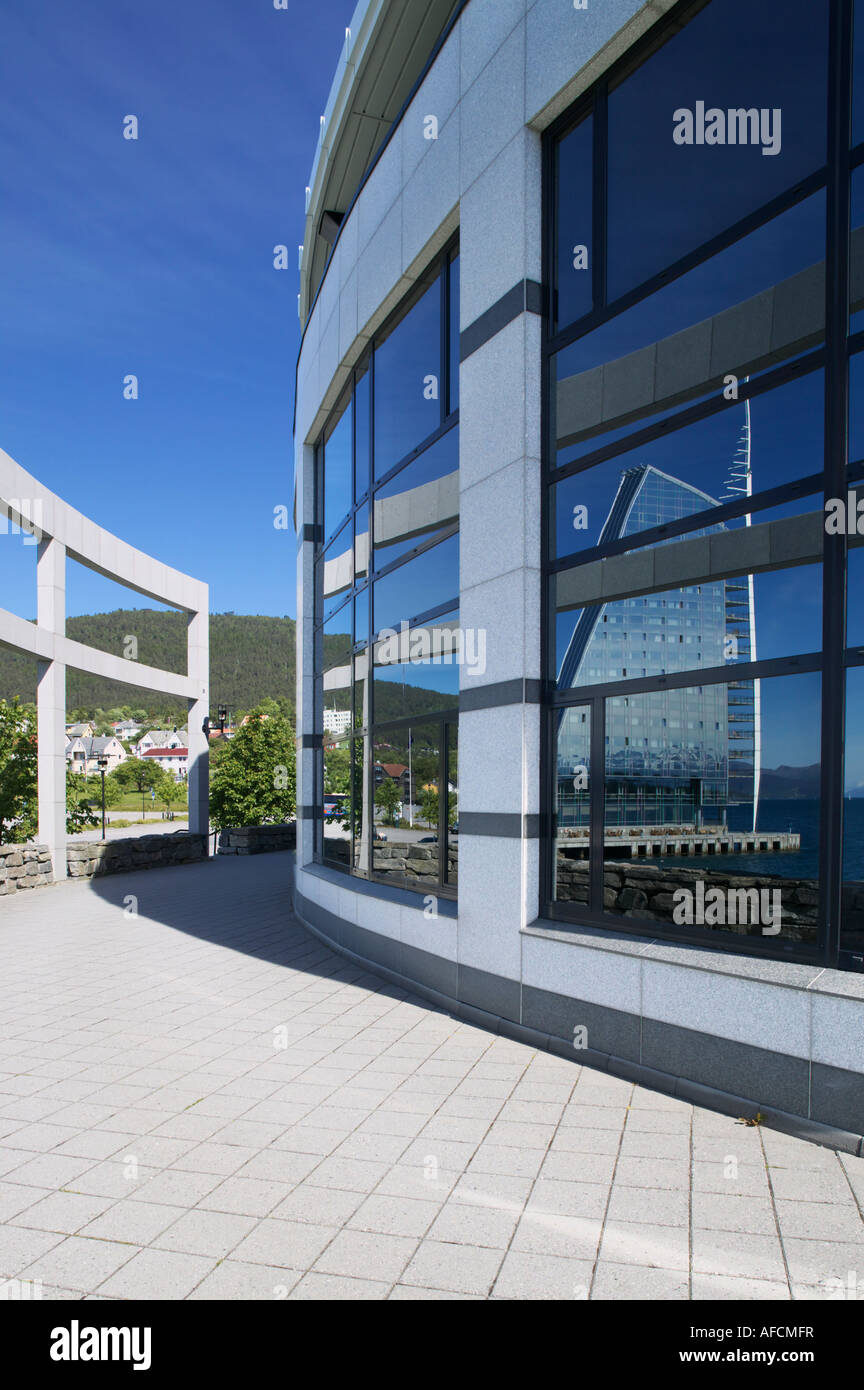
<box><xmin>0</xmin><ymin>446</ymin><xmax>209</xmax><ymax>880</ymax></box>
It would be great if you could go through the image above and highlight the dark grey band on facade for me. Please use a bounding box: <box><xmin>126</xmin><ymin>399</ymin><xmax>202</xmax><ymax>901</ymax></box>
<box><xmin>297</xmin><ymin>734</ymin><xmax>323</xmax><ymax>750</ymax></box>
<box><xmin>298</xmin><ymin>523</ymin><xmax>321</xmax><ymax>546</ymax></box>
<box><xmin>297</xmin><ymin>805</ymin><xmax>317</xmax><ymax>820</ymax></box>
<box><xmin>458</xmin><ymin>812</ymin><xmax>540</xmax><ymax>838</ymax></box>
<box><xmin>459</xmin><ymin>677</ymin><xmax>543</xmax><ymax>712</ymax></box>
<box><xmin>459</xmin><ymin>279</ymin><xmax>544</xmax><ymax>362</ymax></box>
<box><xmin>292</xmin><ymin>878</ymin><xmax>864</xmax><ymax>1156</ymax></box>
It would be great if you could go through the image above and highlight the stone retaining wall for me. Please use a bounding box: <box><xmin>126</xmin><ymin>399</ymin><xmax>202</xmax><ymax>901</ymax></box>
<box><xmin>67</xmin><ymin>833</ymin><xmax>207</xmax><ymax>878</ymax></box>
<box><xmin>216</xmin><ymin>823</ymin><xmax>296</xmax><ymax>855</ymax></box>
<box><xmin>0</xmin><ymin>844</ymin><xmax>53</xmax><ymax>895</ymax></box>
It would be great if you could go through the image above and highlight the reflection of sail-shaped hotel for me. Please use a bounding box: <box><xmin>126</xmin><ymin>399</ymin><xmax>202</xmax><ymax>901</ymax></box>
<box><xmin>557</xmin><ymin>409</ymin><xmax>761</xmax><ymax>832</ymax></box>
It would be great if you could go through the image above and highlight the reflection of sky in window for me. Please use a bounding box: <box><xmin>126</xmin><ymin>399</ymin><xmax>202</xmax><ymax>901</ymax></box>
<box><xmin>557</xmin><ymin>191</ymin><xmax>824</xmax><ymax>383</ymax></box>
<box><xmin>373</xmin><ymin>534</ymin><xmax>459</xmax><ymax>635</ymax></box>
<box><xmin>553</xmin><ymin>374</ymin><xmax>823</xmax><ymax>560</ymax></box>
<box><xmin>606</xmin><ymin>0</ymin><xmax>827</xmax><ymax>300</ymax></box>
<box><xmin>374</xmin><ymin>283</ymin><xmax>441</xmax><ymax>480</ymax></box>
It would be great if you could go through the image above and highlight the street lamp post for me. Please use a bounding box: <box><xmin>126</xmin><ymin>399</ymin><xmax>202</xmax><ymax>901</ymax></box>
<box><xmin>97</xmin><ymin>755</ymin><xmax>109</xmax><ymax>840</ymax></box>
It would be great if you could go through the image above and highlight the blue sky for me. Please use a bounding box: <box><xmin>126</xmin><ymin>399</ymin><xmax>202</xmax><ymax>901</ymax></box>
<box><xmin>0</xmin><ymin>0</ymin><xmax>355</xmax><ymax>620</ymax></box>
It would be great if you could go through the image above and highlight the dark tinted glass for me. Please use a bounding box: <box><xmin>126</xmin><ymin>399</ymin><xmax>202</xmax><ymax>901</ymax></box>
<box><xmin>601</xmin><ymin>671</ymin><xmax>820</xmax><ymax>945</ymax></box>
<box><xmin>373</xmin><ymin>427</ymin><xmax>459</xmax><ymax>568</ymax></box>
<box><xmin>374</xmin><ymin>278</ymin><xmax>442</xmax><ymax>479</ymax></box>
<box><xmin>850</xmin><ymin>352</ymin><xmax>864</xmax><ymax>465</ymax></box>
<box><xmin>554</xmin><ymin>192</ymin><xmax>825</xmax><ymax>464</ymax></box>
<box><xmin>553</xmin><ymin>704</ymin><xmax>591</xmax><ymax>904</ymax></box>
<box><xmin>323</xmin><ymin>394</ymin><xmax>352</xmax><ymax>542</ymax></box>
<box><xmin>553</xmin><ymin>564</ymin><xmax>822</xmax><ymax>690</ymax></box>
<box><xmin>449</xmin><ymin>254</ymin><xmax>460</xmax><ymax>413</ymax></box>
<box><xmin>551</xmin><ymin>372</ymin><xmax>824</xmax><ymax>561</ymax></box>
<box><xmin>606</xmin><ymin>0</ymin><xmax>828</xmax><ymax>301</ymax></box>
<box><xmin>322</xmin><ymin>735</ymin><xmax>351</xmax><ymax>867</ymax></box>
<box><xmin>373</xmin><ymin>613</ymin><xmax>460</xmax><ymax>722</ymax></box>
<box><xmin>842</xmin><ymin>666</ymin><xmax>864</xmax><ymax>958</ymax></box>
<box><xmin>555</xmin><ymin>112</ymin><xmax>593</xmax><ymax>330</ymax></box>
<box><xmin>851</xmin><ymin>167</ymin><xmax>864</xmax><ymax>336</ymax></box>
<box><xmin>848</xmin><ymin>548</ymin><xmax>864</xmax><ymax>648</ymax></box>
<box><xmin>372</xmin><ymin>724</ymin><xmax>442</xmax><ymax>884</ymax></box>
<box><xmin>854</xmin><ymin>0</ymin><xmax>864</xmax><ymax>149</ymax></box>
<box><xmin>373</xmin><ymin>533</ymin><xmax>459</xmax><ymax>635</ymax></box>
<box><xmin>354</xmin><ymin>363</ymin><xmax>371</xmax><ymax>501</ymax></box>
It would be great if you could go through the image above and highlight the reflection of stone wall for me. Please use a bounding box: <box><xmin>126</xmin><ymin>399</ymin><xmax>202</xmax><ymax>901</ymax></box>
<box><xmin>369</xmin><ymin>841</ymin><xmax>458</xmax><ymax>888</ymax></box>
<box><xmin>555</xmin><ymin>854</ymin><xmax>818</xmax><ymax>942</ymax></box>
<box><xmin>842</xmin><ymin>883</ymin><xmax>864</xmax><ymax>953</ymax></box>
<box><xmin>0</xmin><ymin>845</ymin><xmax>53</xmax><ymax>894</ymax></box>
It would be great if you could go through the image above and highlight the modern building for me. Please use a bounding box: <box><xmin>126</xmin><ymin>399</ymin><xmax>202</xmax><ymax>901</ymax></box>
<box><xmin>293</xmin><ymin>0</ymin><xmax>864</xmax><ymax>1147</ymax></box>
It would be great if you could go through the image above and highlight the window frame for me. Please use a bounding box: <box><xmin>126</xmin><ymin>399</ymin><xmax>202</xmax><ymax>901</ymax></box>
<box><xmin>541</xmin><ymin>0</ymin><xmax>858</xmax><ymax>971</ymax></box>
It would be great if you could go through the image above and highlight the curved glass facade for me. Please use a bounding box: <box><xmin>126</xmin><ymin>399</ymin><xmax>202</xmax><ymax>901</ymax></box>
<box><xmin>313</xmin><ymin>245</ymin><xmax>460</xmax><ymax>896</ymax></box>
<box><xmin>544</xmin><ymin>0</ymin><xmax>862</xmax><ymax>969</ymax></box>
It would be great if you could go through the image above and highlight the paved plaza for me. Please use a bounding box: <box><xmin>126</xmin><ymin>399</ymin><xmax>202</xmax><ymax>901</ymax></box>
<box><xmin>0</xmin><ymin>854</ymin><xmax>861</xmax><ymax>1301</ymax></box>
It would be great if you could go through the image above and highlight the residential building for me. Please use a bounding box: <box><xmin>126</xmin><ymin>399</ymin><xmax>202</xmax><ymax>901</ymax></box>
<box><xmin>65</xmin><ymin>735</ymin><xmax>127</xmax><ymax>777</ymax></box>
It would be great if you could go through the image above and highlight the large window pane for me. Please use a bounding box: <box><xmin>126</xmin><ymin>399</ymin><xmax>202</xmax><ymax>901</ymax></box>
<box><xmin>554</xmin><ymin>704</ymin><xmax>591</xmax><ymax>904</ymax></box>
<box><xmin>842</xmin><ymin>667</ymin><xmax>864</xmax><ymax>959</ymax></box>
<box><xmin>374</xmin><ymin>278</ymin><xmax>442</xmax><ymax>479</ymax></box>
<box><xmin>373</xmin><ymin>428</ymin><xmax>459</xmax><ymax>568</ymax></box>
<box><xmin>601</xmin><ymin>673</ymin><xmax>820</xmax><ymax>947</ymax></box>
<box><xmin>554</xmin><ymin>191</ymin><xmax>825</xmax><ymax>464</ymax></box>
<box><xmin>555</xmin><ymin>112</ymin><xmax>593</xmax><ymax>330</ymax></box>
<box><xmin>372</xmin><ymin>724</ymin><xmax>441</xmax><ymax>886</ymax></box>
<box><xmin>354</xmin><ymin>363</ymin><xmax>370</xmax><ymax>502</ymax></box>
<box><xmin>373</xmin><ymin>533</ymin><xmax>459</xmax><ymax>635</ymax></box>
<box><xmin>320</xmin><ymin>522</ymin><xmax>353</xmax><ymax>618</ymax></box>
<box><xmin>373</xmin><ymin>613</ymin><xmax>460</xmax><ymax>722</ymax></box>
<box><xmin>323</xmin><ymin>393</ymin><xmax>352</xmax><ymax>543</ymax></box>
<box><xmin>551</xmin><ymin>373</ymin><xmax>824</xmax><ymax>561</ymax></box>
<box><xmin>322</xmin><ymin>735</ymin><xmax>351</xmax><ymax>867</ymax></box>
<box><xmin>606</xmin><ymin>0</ymin><xmax>828</xmax><ymax>302</ymax></box>
<box><xmin>322</xmin><ymin>604</ymin><xmax>352</xmax><ymax>677</ymax></box>
<box><xmin>553</xmin><ymin>564</ymin><xmax>822</xmax><ymax>690</ymax></box>
<box><xmin>854</xmin><ymin>0</ymin><xmax>864</xmax><ymax>150</ymax></box>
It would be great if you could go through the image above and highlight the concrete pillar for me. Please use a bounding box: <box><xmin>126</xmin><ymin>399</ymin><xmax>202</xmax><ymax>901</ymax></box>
<box><xmin>36</xmin><ymin>536</ymin><xmax>67</xmax><ymax>881</ymax></box>
<box><xmin>186</xmin><ymin>607</ymin><xmax>209</xmax><ymax>844</ymax></box>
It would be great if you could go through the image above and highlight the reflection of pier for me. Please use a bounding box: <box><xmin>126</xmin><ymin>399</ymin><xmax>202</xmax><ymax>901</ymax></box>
<box><xmin>557</xmin><ymin>826</ymin><xmax>801</xmax><ymax>860</ymax></box>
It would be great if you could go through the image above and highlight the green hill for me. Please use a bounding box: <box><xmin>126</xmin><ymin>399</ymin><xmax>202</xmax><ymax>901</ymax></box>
<box><xmin>0</xmin><ymin>610</ymin><xmax>297</xmax><ymax>721</ymax></box>
<box><xmin>0</xmin><ymin>608</ymin><xmax>457</xmax><ymax>725</ymax></box>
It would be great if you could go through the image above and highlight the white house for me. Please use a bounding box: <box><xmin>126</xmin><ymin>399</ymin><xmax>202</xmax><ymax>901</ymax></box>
<box><xmin>134</xmin><ymin>728</ymin><xmax>187</xmax><ymax>758</ymax></box>
<box><xmin>65</xmin><ymin>735</ymin><xmax>127</xmax><ymax>777</ymax></box>
<box><xmin>141</xmin><ymin>746</ymin><xmax>188</xmax><ymax>782</ymax></box>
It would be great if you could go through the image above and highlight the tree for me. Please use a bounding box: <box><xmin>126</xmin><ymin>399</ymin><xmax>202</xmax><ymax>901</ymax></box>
<box><xmin>374</xmin><ymin>776</ymin><xmax>402</xmax><ymax>827</ymax></box>
<box><xmin>209</xmin><ymin>702</ymin><xmax>296</xmax><ymax>830</ymax></box>
<box><xmin>107</xmin><ymin>757</ymin><xmax>171</xmax><ymax>808</ymax></box>
<box><xmin>323</xmin><ymin>744</ymin><xmax>350</xmax><ymax>796</ymax></box>
<box><xmin>0</xmin><ymin>699</ymin><xmax>99</xmax><ymax>842</ymax></box>
<box><xmin>0</xmin><ymin>699</ymin><xmax>37</xmax><ymax>843</ymax></box>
